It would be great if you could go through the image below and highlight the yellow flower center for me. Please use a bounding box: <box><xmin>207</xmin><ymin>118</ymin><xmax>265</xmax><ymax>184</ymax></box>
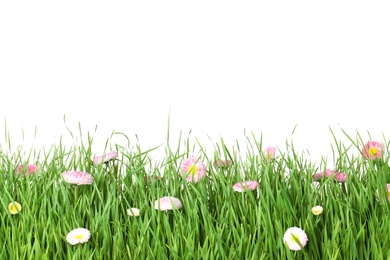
<box><xmin>312</xmin><ymin>209</ymin><xmax>321</xmax><ymax>215</ymax></box>
<box><xmin>368</xmin><ymin>147</ymin><xmax>378</xmax><ymax>156</ymax></box>
<box><xmin>188</xmin><ymin>165</ymin><xmax>198</xmax><ymax>175</ymax></box>
<box><xmin>9</xmin><ymin>202</ymin><xmax>21</xmax><ymax>214</ymax></box>
<box><xmin>387</xmin><ymin>191</ymin><xmax>390</xmax><ymax>197</ymax></box>
<box><xmin>75</xmin><ymin>234</ymin><xmax>83</xmax><ymax>240</ymax></box>
<box><xmin>290</xmin><ymin>234</ymin><xmax>300</xmax><ymax>244</ymax></box>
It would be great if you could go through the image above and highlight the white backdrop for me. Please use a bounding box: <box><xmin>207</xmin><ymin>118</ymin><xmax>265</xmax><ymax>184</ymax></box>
<box><xmin>1</xmin><ymin>1</ymin><xmax>389</xmax><ymax>167</ymax></box>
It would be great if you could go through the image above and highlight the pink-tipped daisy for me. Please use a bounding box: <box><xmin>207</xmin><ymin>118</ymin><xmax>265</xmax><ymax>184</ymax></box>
<box><xmin>264</xmin><ymin>146</ymin><xmax>276</xmax><ymax>159</ymax></box>
<box><xmin>15</xmin><ymin>164</ymin><xmax>39</xmax><ymax>176</ymax></box>
<box><xmin>180</xmin><ymin>157</ymin><xmax>206</xmax><ymax>183</ymax></box>
<box><xmin>325</xmin><ymin>169</ymin><xmax>347</xmax><ymax>182</ymax></box>
<box><xmin>362</xmin><ymin>141</ymin><xmax>382</xmax><ymax>160</ymax></box>
<box><xmin>283</xmin><ymin>227</ymin><xmax>308</xmax><ymax>251</ymax></box>
<box><xmin>62</xmin><ymin>171</ymin><xmax>94</xmax><ymax>185</ymax></box>
<box><xmin>154</xmin><ymin>196</ymin><xmax>182</xmax><ymax>211</ymax></box>
<box><xmin>232</xmin><ymin>180</ymin><xmax>259</xmax><ymax>192</ymax></box>
<box><xmin>312</xmin><ymin>169</ymin><xmax>346</xmax><ymax>182</ymax></box>
<box><xmin>312</xmin><ymin>171</ymin><xmax>325</xmax><ymax>181</ymax></box>
<box><xmin>66</xmin><ymin>228</ymin><xmax>91</xmax><ymax>245</ymax></box>
<box><xmin>213</xmin><ymin>160</ymin><xmax>232</xmax><ymax>168</ymax></box>
<box><xmin>387</xmin><ymin>184</ymin><xmax>390</xmax><ymax>203</ymax></box>
<box><xmin>93</xmin><ymin>151</ymin><xmax>118</xmax><ymax>165</ymax></box>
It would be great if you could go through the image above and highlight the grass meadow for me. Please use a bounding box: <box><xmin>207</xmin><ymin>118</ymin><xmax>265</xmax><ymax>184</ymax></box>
<box><xmin>1</xmin><ymin>123</ymin><xmax>389</xmax><ymax>259</ymax></box>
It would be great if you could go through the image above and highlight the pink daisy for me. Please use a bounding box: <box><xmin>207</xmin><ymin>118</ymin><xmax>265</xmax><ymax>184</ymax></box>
<box><xmin>387</xmin><ymin>184</ymin><xmax>390</xmax><ymax>203</ymax></box>
<box><xmin>334</xmin><ymin>172</ymin><xmax>347</xmax><ymax>182</ymax></box>
<box><xmin>312</xmin><ymin>171</ymin><xmax>325</xmax><ymax>181</ymax></box>
<box><xmin>233</xmin><ymin>180</ymin><xmax>259</xmax><ymax>192</ymax></box>
<box><xmin>313</xmin><ymin>169</ymin><xmax>346</xmax><ymax>182</ymax></box>
<box><xmin>362</xmin><ymin>141</ymin><xmax>382</xmax><ymax>160</ymax></box>
<box><xmin>154</xmin><ymin>196</ymin><xmax>182</xmax><ymax>211</ymax></box>
<box><xmin>213</xmin><ymin>160</ymin><xmax>232</xmax><ymax>168</ymax></box>
<box><xmin>15</xmin><ymin>164</ymin><xmax>39</xmax><ymax>176</ymax></box>
<box><xmin>264</xmin><ymin>146</ymin><xmax>276</xmax><ymax>159</ymax></box>
<box><xmin>62</xmin><ymin>171</ymin><xmax>94</xmax><ymax>185</ymax></box>
<box><xmin>93</xmin><ymin>151</ymin><xmax>118</xmax><ymax>165</ymax></box>
<box><xmin>325</xmin><ymin>169</ymin><xmax>347</xmax><ymax>182</ymax></box>
<box><xmin>180</xmin><ymin>157</ymin><xmax>206</xmax><ymax>183</ymax></box>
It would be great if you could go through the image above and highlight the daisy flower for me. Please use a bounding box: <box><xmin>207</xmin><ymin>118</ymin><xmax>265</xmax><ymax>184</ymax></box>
<box><xmin>387</xmin><ymin>183</ymin><xmax>390</xmax><ymax>203</ymax></box>
<box><xmin>127</xmin><ymin>208</ymin><xmax>140</xmax><ymax>217</ymax></box>
<box><xmin>154</xmin><ymin>196</ymin><xmax>182</xmax><ymax>211</ymax></box>
<box><xmin>311</xmin><ymin>205</ymin><xmax>323</xmax><ymax>215</ymax></box>
<box><xmin>362</xmin><ymin>141</ymin><xmax>382</xmax><ymax>160</ymax></box>
<box><xmin>283</xmin><ymin>227</ymin><xmax>308</xmax><ymax>251</ymax></box>
<box><xmin>66</xmin><ymin>228</ymin><xmax>91</xmax><ymax>245</ymax></box>
<box><xmin>62</xmin><ymin>171</ymin><xmax>94</xmax><ymax>185</ymax></box>
<box><xmin>93</xmin><ymin>151</ymin><xmax>118</xmax><ymax>165</ymax></box>
<box><xmin>180</xmin><ymin>157</ymin><xmax>206</xmax><ymax>183</ymax></box>
<box><xmin>232</xmin><ymin>180</ymin><xmax>259</xmax><ymax>192</ymax></box>
<box><xmin>264</xmin><ymin>146</ymin><xmax>276</xmax><ymax>159</ymax></box>
<box><xmin>312</xmin><ymin>171</ymin><xmax>325</xmax><ymax>181</ymax></box>
<box><xmin>325</xmin><ymin>169</ymin><xmax>347</xmax><ymax>182</ymax></box>
<box><xmin>213</xmin><ymin>160</ymin><xmax>232</xmax><ymax>168</ymax></box>
<box><xmin>15</xmin><ymin>164</ymin><xmax>39</xmax><ymax>176</ymax></box>
<box><xmin>8</xmin><ymin>201</ymin><xmax>22</xmax><ymax>214</ymax></box>
<box><xmin>312</xmin><ymin>169</ymin><xmax>346</xmax><ymax>182</ymax></box>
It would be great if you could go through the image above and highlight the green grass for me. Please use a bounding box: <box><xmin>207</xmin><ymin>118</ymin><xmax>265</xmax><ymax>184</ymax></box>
<box><xmin>0</xmin><ymin>123</ymin><xmax>389</xmax><ymax>260</ymax></box>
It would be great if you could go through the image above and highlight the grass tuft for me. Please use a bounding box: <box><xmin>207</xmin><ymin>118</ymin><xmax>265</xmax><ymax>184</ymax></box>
<box><xmin>0</xmin><ymin>123</ymin><xmax>389</xmax><ymax>259</ymax></box>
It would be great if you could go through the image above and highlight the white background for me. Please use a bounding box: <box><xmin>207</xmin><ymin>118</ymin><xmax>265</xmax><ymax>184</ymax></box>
<box><xmin>1</xmin><ymin>1</ymin><xmax>389</xmax><ymax>167</ymax></box>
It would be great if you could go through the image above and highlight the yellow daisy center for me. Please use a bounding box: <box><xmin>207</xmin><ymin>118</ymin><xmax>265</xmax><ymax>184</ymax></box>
<box><xmin>188</xmin><ymin>165</ymin><xmax>198</xmax><ymax>175</ymax></box>
<box><xmin>289</xmin><ymin>233</ymin><xmax>303</xmax><ymax>248</ymax></box>
<box><xmin>9</xmin><ymin>203</ymin><xmax>21</xmax><ymax>214</ymax></box>
<box><xmin>313</xmin><ymin>209</ymin><xmax>321</xmax><ymax>214</ymax></box>
<box><xmin>387</xmin><ymin>191</ymin><xmax>390</xmax><ymax>197</ymax></box>
<box><xmin>75</xmin><ymin>234</ymin><xmax>83</xmax><ymax>240</ymax></box>
<box><xmin>368</xmin><ymin>147</ymin><xmax>378</xmax><ymax>156</ymax></box>
<box><xmin>290</xmin><ymin>233</ymin><xmax>299</xmax><ymax>243</ymax></box>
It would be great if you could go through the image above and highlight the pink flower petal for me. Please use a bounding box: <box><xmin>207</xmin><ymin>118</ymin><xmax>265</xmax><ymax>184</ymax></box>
<box><xmin>313</xmin><ymin>169</ymin><xmax>346</xmax><ymax>182</ymax></box>
<box><xmin>62</xmin><ymin>171</ymin><xmax>94</xmax><ymax>185</ymax></box>
<box><xmin>312</xmin><ymin>172</ymin><xmax>324</xmax><ymax>181</ymax></box>
<box><xmin>214</xmin><ymin>160</ymin><xmax>232</xmax><ymax>168</ymax></box>
<box><xmin>15</xmin><ymin>164</ymin><xmax>39</xmax><ymax>176</ymax></box>
<box><xmin>362</xmin><ymin>141</ymin><xmax>382</xmax><ymax>160</ymax></box>
<box><xmin>154</xmin><ymin>196</ymin><xmax>182</xmax><ymax>211</ymax></box>
<box><xmin>264</xmin><ymin>146</ymin><xmax>276</xmax><ymax>159</ymax></box>
<box><xmin>387</xmin><ymin>183</ymin><xmax>390</xmax><ymax>203</ymax></box>
<box><xmin>233</xmin><ymin>180</ymin><xmax>259</xmax><ymax>192</ymax></box>
<box><xmin>180</xmin><ymin>157</ymin><xmax>206</xmax><ymax>183</ymax></box>
<box><xmin>93</xmin><ymin>151</ymin><xmax>118</xmax><ymax>165</ymax></box>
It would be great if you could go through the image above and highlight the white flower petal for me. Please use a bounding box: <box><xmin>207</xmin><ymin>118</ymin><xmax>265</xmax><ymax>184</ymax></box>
<box><xmin>127</xmin><ymin>208</ymin><xmax>140</xmax><ymax>217</ymax></box>
<box><xmin>66</xmin><ymin>228</ymin><xmax>91</xmax><ymax>245</ymax></box>
<box><xmin>283</xmin><ymin>227</ymin><xmax>308</xmax><ymax>251</ymax></box>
